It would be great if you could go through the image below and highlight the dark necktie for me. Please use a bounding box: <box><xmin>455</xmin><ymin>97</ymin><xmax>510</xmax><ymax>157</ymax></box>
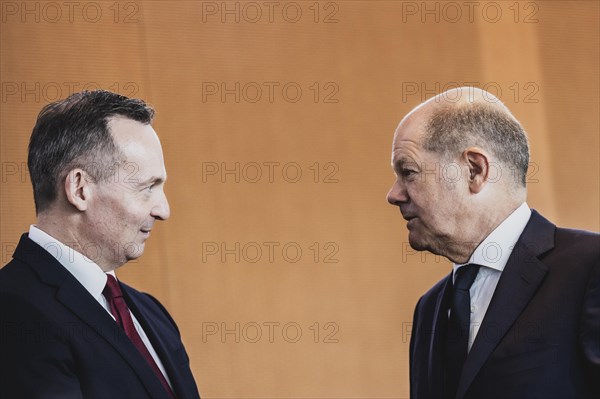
<box><xmin>103</xmin><ymin>275</ymin><xmax>176</xmax><ymax>398</ymax></box>
<box><xmin>444</xmin><ymin>264</ymin><xmax>481</xmax><ymax>398</ymax></box>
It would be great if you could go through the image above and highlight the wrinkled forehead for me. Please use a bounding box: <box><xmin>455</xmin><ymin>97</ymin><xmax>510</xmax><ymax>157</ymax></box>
<box><xmin>393</xmin><ymin>106</ymin><xmax>431</xmax><ymax>146</ymax></box>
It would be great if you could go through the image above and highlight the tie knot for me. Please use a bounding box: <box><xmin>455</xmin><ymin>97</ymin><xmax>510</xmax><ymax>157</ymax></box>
<box><xmin>454</xmin><ymin>264</ymin><xmax>481</xmax><ymax>291</ymax></box>
<box><xmin>103</xmin><ymin>274</ymin><xmax>123</xmax><ymax>300</ymax></box>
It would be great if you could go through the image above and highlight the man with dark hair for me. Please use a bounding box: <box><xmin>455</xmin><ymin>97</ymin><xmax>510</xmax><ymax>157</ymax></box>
<box><xmin>387</xmin><ymin>87</ymin><xmax>599</xmax><ymax>398</ymax></box>
<box><xmin>0</xmin><ymin>90</ymin><xmax>200</xmax><ymax>398</ymax></box>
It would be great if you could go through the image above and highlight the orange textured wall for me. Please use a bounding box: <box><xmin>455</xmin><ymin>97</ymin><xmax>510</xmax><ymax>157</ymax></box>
<box><xmin>1</xmin><ymin>1</ymin><xmax>598</xmax><ymax>398</ymax></box>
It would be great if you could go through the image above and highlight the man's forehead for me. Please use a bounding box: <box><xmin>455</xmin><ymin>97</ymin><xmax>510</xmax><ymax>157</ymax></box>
<box><xmin>393</xmin><ymin>118</ymin><xmax>426</xmax><ymax>149</ymax></box>
<box><xmin>108</xmin><ymin>118</ymin><xmax>160</xmax><ymax>148</ymax></box>
<box><xmin>391</xmin><ymin>137</ymin><xmax>422</xmax><ymax>167</ymax></box>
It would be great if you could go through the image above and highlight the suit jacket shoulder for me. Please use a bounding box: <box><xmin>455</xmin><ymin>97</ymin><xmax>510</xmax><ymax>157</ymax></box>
<box><xmin>0</xmin><ymin>234</ymin><xmax>200</xmax><ymax>399</ymax></box>
<box><xmin>409</xmin><ymin>210</ymin><xmax>600</xmax><ymax>399</ymax></box>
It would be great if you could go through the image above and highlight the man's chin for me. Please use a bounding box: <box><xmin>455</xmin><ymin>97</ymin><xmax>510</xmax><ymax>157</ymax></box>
<box><xmin>408</xmin><ymin>233</ymin><xmax>428</xmax><ymax>252</ymax></box>
<box><xmin>125</xmin><ymin>242</ymin><xmax>145</xmax><ymax>261</ymax></box>
<box><xmin>408</xmin><ymin>234</ymin><xmax>452</xmax><ymax>261</ymax></box>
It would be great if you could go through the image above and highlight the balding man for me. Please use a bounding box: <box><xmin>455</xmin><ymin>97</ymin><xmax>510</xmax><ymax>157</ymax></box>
<box><xmin>387</xmin><ymin>87</ymin><xmax>599</xmax><ymax>398</ymax></box>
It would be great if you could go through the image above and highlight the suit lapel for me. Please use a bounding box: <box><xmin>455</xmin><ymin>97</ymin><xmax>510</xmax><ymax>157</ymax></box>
<box><xmin>123</xmin><ymin>286</ymin><xmax>192</xmax><ymax>398</ymax></box>
<box><xmin>14</xmin><ymin>235</ymin><xmax>171</xmax><ymax>399</ymax></box>
<box><xmin>456</xmin><ymin>210</ymin><xmax>555</xmax><ymax>398</ymax></box>
<box><xmin>56</xmin><ymin>282</ymin><xmax>172</xmax><ymax>399</ymax></box>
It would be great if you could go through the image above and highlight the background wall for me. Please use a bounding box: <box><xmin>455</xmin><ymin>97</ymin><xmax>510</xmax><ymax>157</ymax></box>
<box><xmin>1</xmin><ymin>1</ymin><xmax>598</xmax><ymax>398</ymax></box>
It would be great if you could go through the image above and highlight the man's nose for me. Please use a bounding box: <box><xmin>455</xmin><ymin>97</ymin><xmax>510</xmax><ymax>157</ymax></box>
<box><xmin>151</xmin><ymin>191</ymin><xmax>171</xmax><ymax>221</ymax></box>
<box><xmin>387</xmin><ymin>180</ymin><xmax>408</xmax><ymax>206</ymax></box>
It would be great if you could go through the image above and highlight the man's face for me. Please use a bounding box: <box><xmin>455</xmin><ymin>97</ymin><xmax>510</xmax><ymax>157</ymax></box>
<box><xmin>386</xmin><ymin>113</ymin><xmax>469</xmax><ymax>257</ymax></box>
<box><xmin>85</xmin><ymin>117</ymin><xmax>170</xmax><ymax>270</ymax></box>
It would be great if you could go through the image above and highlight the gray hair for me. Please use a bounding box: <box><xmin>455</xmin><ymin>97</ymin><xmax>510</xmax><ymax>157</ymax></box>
<box><xmin>422</xmin><ymin>103</ymin><xmax>529</xmax><ymax>186</ymax></box>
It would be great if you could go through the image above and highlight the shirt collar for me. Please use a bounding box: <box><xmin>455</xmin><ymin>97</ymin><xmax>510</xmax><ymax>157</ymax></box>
<box><xmin>453</xmin><ymin>202</ymin><xmax>532</xmax><ymax>276</ymax></box>
<box><xmin>28</xmin><ymin>225</ymin><xmax>111</xmax><ymax>301</ymax></box>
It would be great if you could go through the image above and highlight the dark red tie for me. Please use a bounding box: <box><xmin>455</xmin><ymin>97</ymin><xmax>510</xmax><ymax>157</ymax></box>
<box><xmin>103</xmin><ymin>274</ymin><xmax>176</xmax><ymax>398</ymax></box>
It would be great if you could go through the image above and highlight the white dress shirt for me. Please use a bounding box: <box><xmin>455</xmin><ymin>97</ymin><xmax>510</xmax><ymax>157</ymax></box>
<box><xmin>452</xmin><ymin>202</ymin><xmax>532</xmax><ymax>352</ymax></box>
<box><xmin>28</xmin><ymin>225</ymin><xmax>172</xmax><ymax>387</ymax></box>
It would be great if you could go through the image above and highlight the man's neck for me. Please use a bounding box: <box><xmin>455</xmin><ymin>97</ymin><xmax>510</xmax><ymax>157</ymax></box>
<box><xmin>444</xmin><ymin>198</ymin><xmax>526</xmax><ymax>264</ymax></box>
<box><xmin>36</xmin><ymin>215</ymin><xmax>115</xmax><ymax>272</ymax></box>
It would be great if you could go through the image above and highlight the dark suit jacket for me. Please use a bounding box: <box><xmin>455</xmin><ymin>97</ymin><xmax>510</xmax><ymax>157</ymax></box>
<box><xmin>409</xmin><ymin>210</ymin><xmax>599</xmax><ymax>398</ymax></box>
<box><xmin>0</xmin><ymin>234</ymin><xmax>201</xmax><ymax>399</ymax></box>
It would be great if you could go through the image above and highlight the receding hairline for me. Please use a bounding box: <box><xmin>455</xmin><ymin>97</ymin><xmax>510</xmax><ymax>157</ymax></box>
<box><xmin>396</xmin><ymin>87</ymin><xmax>520</xmax><ymax>142</ymax></box>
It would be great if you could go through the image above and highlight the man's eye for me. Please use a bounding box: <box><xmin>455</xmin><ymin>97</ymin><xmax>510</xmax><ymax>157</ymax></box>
<box><xmin>146</xmin><ymin>184</ymin><xmax>154</xmax><ymax>193</ymax></box>
<box><xmin>401</xmin><ymin>169</ymin><xmax>416</xmax><ymax>177</ymax></box>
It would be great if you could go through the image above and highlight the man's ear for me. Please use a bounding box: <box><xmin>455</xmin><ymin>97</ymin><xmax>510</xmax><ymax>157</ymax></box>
<box><xmin>64</xmin><ymin>169</ymin><xmax>92</xmax><ymax>211</ymax></box>
<box><xmin>463</xmin><ymin>147</ymin><xmax>490</xmax><ymax>194</ymax></box>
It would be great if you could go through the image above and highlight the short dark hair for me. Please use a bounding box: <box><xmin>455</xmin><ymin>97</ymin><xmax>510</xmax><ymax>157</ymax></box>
<box><xmin>422</xmin><ymin>103</ymin><xmax>529</xmax><ymax>186</ymax></box>
<box><xmin>28</xmin><ymin>90</ymin><xmax>155</xmax><ymax>214</ymax></box>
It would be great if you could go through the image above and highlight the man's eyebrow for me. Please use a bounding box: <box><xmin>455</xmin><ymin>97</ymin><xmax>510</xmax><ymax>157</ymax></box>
<box><xmin>137</xmin><ymin>176</ymin><xmax>167</xmax><ymax>186</ymax></box>
<box><xmin>393</xmin><ymin>157</ymin><xmax>415</xmax><ymax>169</ymax></box>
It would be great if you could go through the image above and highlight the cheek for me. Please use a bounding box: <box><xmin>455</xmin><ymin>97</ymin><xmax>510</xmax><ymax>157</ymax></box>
<box><xmin>98</xmin><ymin>197</ymin><xmax>136</xmax><ymax>228</ymax></box>
<box><xmin>415</xmin><ymin>185</ymin><xmax>453</xmax><ymax>223</ymax></box>
<box><xmin>409</xmin><ymin>181</ymin><xmax>437</xmax><ymax>207</ymax></box>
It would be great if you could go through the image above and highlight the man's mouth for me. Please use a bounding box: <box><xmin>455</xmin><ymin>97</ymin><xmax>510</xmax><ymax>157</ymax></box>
<box><xmin>403</xmin><ymin>215</ymin><xmax>418</xmax><ymax>228</ymax></box>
